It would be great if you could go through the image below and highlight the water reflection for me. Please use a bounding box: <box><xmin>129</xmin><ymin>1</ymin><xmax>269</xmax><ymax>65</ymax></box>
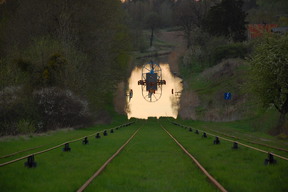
<box><xmin>126</xmin><ymin>63</ymin><xmax>182</xmax><ymax>119</ymax></box>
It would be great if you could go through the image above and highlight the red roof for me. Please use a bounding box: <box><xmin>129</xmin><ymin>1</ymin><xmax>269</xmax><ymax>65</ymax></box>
<box><xmin>247</xmin><ymin>24</ymin><xmax>278</xmax><ymax>39</ymax></box>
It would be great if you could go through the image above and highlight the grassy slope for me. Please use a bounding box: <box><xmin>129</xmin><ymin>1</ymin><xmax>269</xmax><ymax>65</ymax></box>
<box><xmin>0</xmin><ymin>119</ymin><xmax>287</xmax><ymax>191</ymax></box>
<box><xmin>174</xmin><ymin>118</ymin><xmax>288</xmax><ymax>159</ymax></box>
<box><xmin>0</xmin><ymin>121</ymin><xmax>136</xmax><ymax>192</ymax></box>
<box><xmin>179</xmin><ymin>59</ymin><xmax>288</xmax><ymax>152</ymax></box>
<box><xmin>0</xmin><ymin>115</ymin><xmax>128</xmax><ymax>162</ymax></box>
<box><xmin>181</xmin><ymin>57</ymin><xmax>283</xmax><ymax>135</ymax></box>
<box><xmin>163</xmin><ymin>120</ymin><xmax>288</xmax><ymax>192</ymax></box>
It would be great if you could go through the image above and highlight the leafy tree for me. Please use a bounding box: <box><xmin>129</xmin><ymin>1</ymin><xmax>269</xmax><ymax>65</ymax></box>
<box><xmin>203</xmin><ymin>0</ymin><xmax>247</xmax><ymax>42</ymax></box>
<box><xmin>246</xmin><ymin>0</ymin><xmax>288</xmax><ymax>24</ymax></box>
<box><xmin>249</xmin><ymin>34</ymin><xmax>288</xmax><ymax>134</ymax></box>
<box><xmin>0</xmin><ymin>0</ymin><xmax>131</xmax><ymax>135</ymax></box>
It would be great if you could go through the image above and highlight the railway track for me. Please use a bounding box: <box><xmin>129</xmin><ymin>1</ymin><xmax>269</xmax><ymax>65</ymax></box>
<box><xmin>76</xmin><ymin>122</ymin><xmax>227</xmax><ymax>192</ymax></box>
<box><xmin>171</xmin><ymin>121</ymin><xmax>288</xmax><ymax>161</ymax></box>
<box><xmin>0</xmin><ymin>145</ymin><xmax>45</xmax><ymax>160</ymax></box>
<box><xmin>204</xmin><ymin>127</ymin><xmax>288</xmax><ymax>153</ymax></box>
<box><xmin>0</xmin><ymin>122</ymin><xmax>135</xmax><ymax>167</ymax></box>
<box><xmin>1</xmin><ymin>120</ymin><xmax>287</xmax><ymax>191</ymax></box>
<box><xmin>77</xmin><ymin>127</ymin><xmax>141</xmax><ymax>192</ymax></box>
<box><xmin>161</xmin><ymin>125</ymin><xmax>227</xmax><ymax>192</ymax></box>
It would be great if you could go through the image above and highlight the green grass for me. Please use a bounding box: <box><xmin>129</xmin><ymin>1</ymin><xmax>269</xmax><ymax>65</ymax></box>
<box><xmin>180</xmin><ymin>57</ymin><xmax>283</xmax><ymax>127</ymax></box>
<box><xmin>0</xmin><ymin>122</ymin><xmax>136</xmax><ymax>192</ymax></box>
<box><xmin>0</xmin><ymin>120</ymin><xmax>132</xmax><ymax>164</ymax></box>
<box><xmin>86</xmin><ymin>120</ymin><xmax>218</xmax><ymax>192</ymax></box>
<box><xmin>163</xmin><ymin>120</ymin><xmax>288</xmax><ymax>192</ymax></box>
<box><xmin>1</xmin><ymin>119</ymin><xmax>288</xmax><ymax>191</ymax></box>
<box><xmin>175</xmin><ymin>118</ymin><xmax>288</xmax><ymax>154</ymax></box>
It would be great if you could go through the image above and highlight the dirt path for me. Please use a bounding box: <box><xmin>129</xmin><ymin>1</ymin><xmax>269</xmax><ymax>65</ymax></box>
<box><xmin>156</xmin><ymin>30</ymin><xmax>186</xmax><ymax>73</ymax></box>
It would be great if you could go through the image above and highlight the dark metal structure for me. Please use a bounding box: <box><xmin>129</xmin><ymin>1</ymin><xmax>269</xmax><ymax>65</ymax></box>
<box><xmin>138</xmin><ymin>61</ymin><xmax>166</xmax><ymax>102</ymax></box>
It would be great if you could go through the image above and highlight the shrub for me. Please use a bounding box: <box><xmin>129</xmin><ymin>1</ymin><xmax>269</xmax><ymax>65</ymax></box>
<box><xmin>0</xmin><ymin>86</ymin><xmax>37</xmax><ymax>135</ymax></box>
<box><xmin>17</xmin><ymin>119</ymin><xmax>36</xmax><ymax>134</ymax></box>
<box><xmin>181</xmin><ymin>48</ymin><xmax>211</xmax><ymax>75</ymax></box>
<box><xmin>34</xmin><ymin>87</ymin><xmax>91</xmax><ymax>131</ymax></box>
<box><xmin>211</xmin><ymin>42</ymin><xmax>248</xmax><ymax>64</ymax></box>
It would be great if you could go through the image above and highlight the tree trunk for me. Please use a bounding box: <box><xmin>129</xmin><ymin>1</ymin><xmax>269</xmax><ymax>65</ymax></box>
<box><xmin>276</xmin><ymin>112</ymin><xmax>287</xmax><ymax>134</ymax></box>
<box><xmin>186</xmin><ymin>29</ymin><xmax>191</xmax><ymax>49</ymax></box>
<box><xmin>150</xmin><ymin>26</ymin><xmax>154</xmax><ymax>47</ymax></box>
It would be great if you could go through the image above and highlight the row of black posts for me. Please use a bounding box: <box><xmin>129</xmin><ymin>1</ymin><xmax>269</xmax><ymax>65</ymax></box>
<box><xmin>173</xmin><ymin>122</ymin><xmax>277</xmax><ymax>166</ymax></box>
<box><xmin>25</xmin><ymin>122</ymin><xmax>135</xmax><ymax>168</ymax></box>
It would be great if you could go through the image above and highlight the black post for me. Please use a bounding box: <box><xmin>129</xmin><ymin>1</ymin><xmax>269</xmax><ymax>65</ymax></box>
<box><xmin>265</xmin><ymin>153</ymin><xmax>277</xmax><ymax>165</ymax></box>
<box><xmin>25</xmin><ymin>155</ymin><xmax>37</xmax><ymax>168</ymax></box>
<box><xmin>232</xmin><ymin>142</ymin><xmax>238</xmax><ymax>149</ymax></box>
<box><xmin>63</xmin><ymin>143</ymin><xmax>71</xmax><ymax>152</ymax></box>
<box><xmin>203</xmin><ymin>132</ymin><xmax>207</xmax><ymax>138</ymax></box>
<box><xmin>213</xmin><ymin>137</ymin><xmax>220</xmax><ymax>144</ymax></box>
<box><xmin>95</xmin><ymin>133</ymin><xmax>101</xmax><ymax>139</ymax></box>
<box><xmin>82</xmin><ymin>137</ymin><xmax>88</xmax><ymax>145</ymax></box>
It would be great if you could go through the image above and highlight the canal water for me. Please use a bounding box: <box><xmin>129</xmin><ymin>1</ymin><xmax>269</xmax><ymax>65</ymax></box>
<box><xmin>126</xmin><ymin>63</ymin><xmax>182</xmax><ymax>119</ymax></box>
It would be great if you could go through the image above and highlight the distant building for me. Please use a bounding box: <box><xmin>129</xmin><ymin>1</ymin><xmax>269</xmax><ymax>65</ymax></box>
<box><xmin>271</xmin><ymin>26</ymin><xmax>288</xmax><ymax>34</ymax></box>
<box><xmin>247</xmin><ymin>24</ymin><xmax>278</xmax><ymax>39</ymax></box>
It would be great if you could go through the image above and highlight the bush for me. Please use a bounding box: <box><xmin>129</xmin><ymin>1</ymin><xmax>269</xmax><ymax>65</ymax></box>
<box><xmin>180</xmin><ymin>30</ymin><xmax>231</xmax><ymax>75</ymax></box>
<box><xmin>17</xmin><ymin>119</ymin><xmax>36</xmax><ymax>134</ymax></box>
<box><xmin>211</xmin><ymin>42</ymin><xmax>248</xmax><ymax>64</ymax></box>
<box><xmin>0</xmin><ymin>86</ymin><xmax>37</xmax><ymax>135</ymax></box>
<box><xmin>34</xmin><ymin>87</ymin><xmax>91</xmax><ymax>131</ymax></box>
<box><xmin>181</xmin><ymin>49</ymin><xmax>207</xmax><ymax>74</ymax></box>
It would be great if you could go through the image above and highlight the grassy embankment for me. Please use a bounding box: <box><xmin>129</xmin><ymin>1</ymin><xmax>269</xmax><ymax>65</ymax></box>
<box><xmin>0</xmin><ymin>119</ymin><xmax>288</xmax><ymax>191</ymax></box>
<box><xmin>0</xmin><ymin>118</ymin><xmax>135</xmax><ymax>192</ymax></box>
<box><xmin>162</xmin><ymin>119</ymin><xmax>288</xmax><ymax>192</ymax></box>
<box><xmin>179</xmin><ymin>48</ymin><xmax>284</xmax><ymax>137</ymax></box>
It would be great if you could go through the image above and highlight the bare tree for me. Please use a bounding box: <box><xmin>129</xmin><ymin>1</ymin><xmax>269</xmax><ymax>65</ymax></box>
<box><xmin>145</xmin><ymin>12</ymin><xmax>161</xmax><ymax>47</ymax></box>
<box><xmin>174</xmin><ymin>0</ymin><xmax>212</xmax><ymax>48</ymax></box>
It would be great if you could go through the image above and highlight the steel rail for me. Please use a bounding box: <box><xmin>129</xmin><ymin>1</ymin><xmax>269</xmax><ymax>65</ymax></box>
<box><xmin>171</xmin><ymin>122</ymin><xmax>288</xmax><ymax>161</ymax></box>
<box><xmin>77</xmin><ymin>127</ymin><xmax>140</xmax><ymax>192</ymax></box>
<box><xmin>0</xmin><ymin>145</ymin><xmax>45</xmax><ymax>159</ymax></box>
<box><xmin>0</xmin><ymin>122</ymin><xmax>134</xmax><ymax>167</ymax></box>
<box><xmin>204</xmin><ymin>127</ymin><xmax>288</xmax><ymax>153</ymax></box>
<box><xmin>161</xmin><ymin>125</ymin><xmax>228</xmax><ymax>192</ymax></box>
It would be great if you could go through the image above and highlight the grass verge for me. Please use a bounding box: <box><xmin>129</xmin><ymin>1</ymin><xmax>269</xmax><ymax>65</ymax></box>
<box><xmin>0</xmin><ymin>122</ymin><xmax>136</xmax><ymax>192</ymax></box>
<box><xmin>164</xmin><ymin>120</ymin><xmax>288</xmax><ymax>192</ymax></box>
<box><xmin>85</xmin><ymin>120</ymin><xmax>219</xmax><ymax>192</ymax></box>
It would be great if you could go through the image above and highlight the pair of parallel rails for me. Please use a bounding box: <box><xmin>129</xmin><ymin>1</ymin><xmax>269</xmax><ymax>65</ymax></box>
<box><xmin>0</xmin><ymin>122</ymin><xmax>135</xmax><ymax>167</ymax></box>
<box><xmin>1</xmin><ymin>121</ymin><xmax>287</xmax><ymax>191</ymax></box>
<box><xmin>77</xmin><ymin>122</ymin><xmax>288</xmax><ymax>191</ymax></box>
<box><xmin>77</xmin><ymin>124</ymin><xmax>228</xmax><ymax>192</ymax></box>
<box><xmin>171</xmin><ymin>122</ymin><xmax>288</xmax><ymax>161</ymax></box>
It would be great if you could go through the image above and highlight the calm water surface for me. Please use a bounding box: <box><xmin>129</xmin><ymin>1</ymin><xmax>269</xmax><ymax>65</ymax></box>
<box><xmin>126</xmin><ymin>63</ymin><xmax>182</xmax><ymax>119</ymax></box>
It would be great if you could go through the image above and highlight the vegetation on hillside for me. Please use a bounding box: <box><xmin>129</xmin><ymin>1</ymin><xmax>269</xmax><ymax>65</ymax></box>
<box><xmin>0</xmin><ymin>0</ymin><xmax>131</xmax><ymax>135</ymax></box>
<box><xmin>249</xmin><ymin>34</ymin><xmax>288</xmax><ymax>134</ymax></box>
<box><xmin>175</xmin><ymin>0</ymin><xmax>288</xmax><ymax>135</ymax></box>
